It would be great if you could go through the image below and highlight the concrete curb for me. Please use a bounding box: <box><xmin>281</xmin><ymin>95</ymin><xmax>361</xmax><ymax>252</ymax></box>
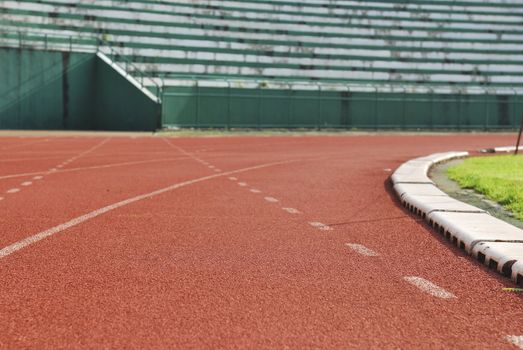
<box><xmin>392</xmin><ymin>151</ymin><xmax>523</xmax><ymax>286</ymax></box>
<box><xmin>481</xmin><ymin>145</ymin><xmax>523</xmax><ymax>153</ymax></box>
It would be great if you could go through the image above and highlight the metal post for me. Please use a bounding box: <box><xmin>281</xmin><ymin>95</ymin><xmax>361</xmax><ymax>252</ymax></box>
<box><xmin>287</xmin><ymin>84</ymin><xmax>292</xmax><ymax>129</ymax></box>
<box><xmin>402</xmin><ymin>87</ymin><xmax>406</xmax><ymax>129</ymax></box>
<box><xmin>195</xmin><ymin>81</ymin><xmax>200</xmax><ymax>128</ymax></box>
<box><xmin>429</xmin><ymin>87</ymin><xmax>434</xmax><ymax>130</ymax></box>
<box><xmin>512</xmin><ymin>87</ymin><xmax>519</xmax><ymax>130</ymax></box>
<box><xmin>317</xmin><ymin>85</ymin><xmax>322</xmax><ymax>131</ymax></box>
<box><xmin>257</xmin><ymin>86</ymin><xmax>262</xmax><ymax>130</ymax></box>
<box><xmin>515</xmin><ymin>115</ymin><xmax>523</xmax><ymax>155</ymax></box>
<box><xmin>457</xmin><ymin>89</ymin><xmax>462</xmax><ymax>130</ymax></box>
<box><xmin>484</xmin><ymin>90</ymin><xmax>490</xmax><ymax>131</ymax></box>
<box><xmin>226</xmin><ymin>81</ymin><xmax>231</xmax><ymax>130</ymax></box>
<box><xmin>374</xmin><ymin>86</ymin><xmax>379</xmax><ymax>131</ymax></box>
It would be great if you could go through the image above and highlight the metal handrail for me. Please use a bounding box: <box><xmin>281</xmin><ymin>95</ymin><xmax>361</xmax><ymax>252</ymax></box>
<box><xmin>96</xmin><ymin>39</ymin><xmax>163</xmax><ymax>101</ymax></box>
<box><xmin>0</xmin><ymin>29</ymin><xmax>99</xmax><ymax>51</ymax></box>
<box><xmin>0</xmin><ymin>30</ymin><xmax>162</xmax><ymax>101</ymax></box>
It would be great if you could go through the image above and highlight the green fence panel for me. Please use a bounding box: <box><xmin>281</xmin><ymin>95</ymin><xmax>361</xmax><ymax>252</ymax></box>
<box><xmin>0</xmin><ymin>47</ymin><xmax>159</xmax><ymax>131</ymax></box>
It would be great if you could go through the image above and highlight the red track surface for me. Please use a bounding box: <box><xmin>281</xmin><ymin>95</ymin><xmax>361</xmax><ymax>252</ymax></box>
<box><xmin>0</xmin><ymin>133</ymin><xmax>522</xmax><ymax>349</ymax></box>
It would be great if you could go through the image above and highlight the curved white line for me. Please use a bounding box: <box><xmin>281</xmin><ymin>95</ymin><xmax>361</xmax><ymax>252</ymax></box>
<box><xmin>0</xmin><ymin>160</ymin><xmax>295</xmax><ymax>259</ymax></box>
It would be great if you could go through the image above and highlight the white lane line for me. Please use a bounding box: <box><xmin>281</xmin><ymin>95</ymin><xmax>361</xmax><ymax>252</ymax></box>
<box><xmin>309</xmin><ymin>222</ymin><xmax>332</xmax><ymax>231</ymax></box>
<box><xmin>0</xmin><ymin>156</ymin><xmax>191</xmax><ymax>181</ymax></box>
<box><xmin>0</xmin><ymin>156</ymin><xmax>64</xmax><ymax>163</ymax></box>
<box><xmin>214</xmin><ymin>169</ymin><xmax>221</xmax><ymax>172</ymax></box>
<box><xmin>49</xmin><ymin>168</ymin><xmax>57</xmax><ymax>172</ymax></box>
<box><xmin>345</xmin><ymin>243</ymin><xmax>379</xmax><ymax>256</ymax></box>
<box><xmin>250</xmin><ymin>189</ymin><xmax>262</xmax><ymax>193</ymax></box>
<box><xmin>228</xmin><ymin>177</ymin><xmax>237</xmax><ymax>181</ymax></box>
<box><xmin>33</xmin><ymin>176</ymin><xmax>43</xmax><ymax>180</ymax></box>
<box><xmin>238</xmin><ymin>182</ymin><xmax>248</xmax><ymax>187</ymax></box>
<box><xmin>282</xmin><ymin>207</ymin><xmax>300</xmax><ymax>214</ymax></box>
<box><xmin>0</xmin><ymin>160</ymin><xmax>296</xmax><ymax>259</ymax></box>
<box><xmin>403</xmin><ymin>276</ymin><xmax>456</xmax><ymax>299</ymax></box>
<box><xmin>57</xmin><ymin>165</ymin><xmax>63</xmax><ymax>168</ymax></box>
<box><xmin>264</xmin><ymin>196</ymin><xmax>279</xmax><ymax>203</ymax></box>
<box><xmin>0</xmin><ymin>138</ymin><xmax>52</xmax><ymax>151</ymax></box>
<box><xmin>208</xmin><ymin>165</ymin><xmax>215</xmax><ymax>169</ymax></box>
<box><xmin>21</xmin><ymin>181</ymin><xmax>32</xmax><ymax>187</ymax></box>
<box><xmin>6</xmin><ymin>188</ymin><xmax>20</xmax><ymax>194</ymax></box>
<box><xmin>0</xmin><ymin>197</ymin><xmax>4</xmax><ymax>201</ymax></box>
<box><xmin>506</xmin><ymin>336</ymin><xmax>523</xmax><ymax>349</ymax></box>
<box><xmin>383</xmin><ymin>168</ymin><xmax>392</xmax><ymax>172</ymax></box>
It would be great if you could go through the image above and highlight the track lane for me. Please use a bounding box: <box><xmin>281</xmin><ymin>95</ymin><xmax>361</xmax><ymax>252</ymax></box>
<box><xmin>0</xmin><ymin>134</ymin><xmax>521</xmax><ymax>349</ymax></box>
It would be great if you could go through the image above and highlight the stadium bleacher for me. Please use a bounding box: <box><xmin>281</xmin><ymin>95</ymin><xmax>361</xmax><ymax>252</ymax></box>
<box><xmin>1</xmin><ymin>0</ymin><xmax>523</xmax><ymax>129</ymax></box>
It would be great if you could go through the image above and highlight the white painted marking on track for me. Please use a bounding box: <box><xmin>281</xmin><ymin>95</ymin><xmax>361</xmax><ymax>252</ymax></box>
<box><xmin>250</xmin><ymin>189</ymin><xmax>261</xmax><ymax>193</ymax></box>
<box><xmin>345</xmin><ymin>243</ymin><xmax>379</xmax><ymax>256</ymax></box>
<box><xmin>0</xmin><ymin>157</ymin><xmax>192</xmax><ymax>181</ymax></box>
<box><xmin>0</xmin><ymin>160</ymin><xmax>296</xmax><ymax>259</ymax></box>
<box><xmin>6</xmin><ymin>188</ymin><xmax>20</xmax><ymax>194</ymax></box>
<box><xmin>384</xmin><ymin>168</ymin><xmax>392</xmax><ymax>172</ymax></box>
<box><xmin>49</xmin><ymin>168</ymin><xmax>57</xmax><ymax>172</ymax></box>
<box><xmin>0</xmin><ymin>197</ymin><xmax>4</xmax><ymax>201</ymax></box>
<box><xmin>264</xmin><ymin>196</ymin><xmax>279</xmax><ymax>203</ymax></box>
<box><xmin>238</xmin><ymin>182</ymin><xmax>248</xmax><ymax>187</ymax></box>
<box><xmin>309</xmin><ymin>222</ymin><xmax>332</xmax><ymax>231</ymax></box>
<box><xmin>506</xmin><ymin>336</ymin><xmax>523</xmax><ymax>349</ymax></box>
<box><xmin>403</xmin><ymin>276</ymin><xmax>456</xmax><ymax>299</ymax></box>
<box><xmin>33</xmin><ymin>176</ymin><xmax>43</xmax><ymax>180</ymax></box>
<box><xmin>208</xmin><ymin>165</ymin><xmax>215</xmax><ymax>169</ymax></box>
<box><xmin>228</xmin><ymin>177</ymin><xmax>237</xmax><ymax>181</ymax></box>
<box><xmin>282</xmin><ymin>207</ymin><xmax>300</xmax><ymax>214</ymax></box>
<box><xmin>57</xmin><ymin>165</ymin><xmax>63</xmax><ymax>168</ymax></box>
<box><xmin>214</xmin><ymin>169</ymin><xmax>221</xmax><ymax>172</ymax></box>
<box><xmin>21</xmin><ymin>181</ymin><xmax>32</xmax><ymax>187</ymax></box>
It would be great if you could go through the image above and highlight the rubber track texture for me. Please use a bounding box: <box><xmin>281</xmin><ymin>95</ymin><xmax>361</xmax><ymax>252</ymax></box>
<box><xmin>0</xmin><ymin>134</ymin><xmax>521</xmax><ymax>349</ymax></box>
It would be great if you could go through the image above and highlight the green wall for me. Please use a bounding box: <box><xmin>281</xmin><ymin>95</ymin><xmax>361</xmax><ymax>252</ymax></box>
<box><xmin>94</xmin><ymin>59</ymin><xmax>161</xmax><ymax>131</ymax></box>
<box><xmin>0</xmin><ymin>47</ymin><xmax>160</xmax><ymax>131</ymax></box>
<box><xmin>162</xmin><ymin>86</ymin><xmax>522</xmax><ymax>130</ymax></box>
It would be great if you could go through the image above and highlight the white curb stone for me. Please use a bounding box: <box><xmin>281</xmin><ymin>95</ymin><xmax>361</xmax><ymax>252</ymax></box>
<box><xmin>402</xmin><ymin>194</ymin><xmax>484</xmax><ymax>219</ymax></box>
<box><xmin>493</xmin><ymin>146</ymin><xmax>523</xmax><ymax>153</ymax></box>
<box><xmin>471</xmin><ymin>242</ymin><xmax>523</xmax><ymax>283</ymax></box>
<box><xmin>394</xmin><ymin>183</ymin><xmax>448</xmax><ymax>198</ymax></box>
<box><xmin>392</xmin><ymin>149</ymin><xmax>523</xmax><ymax>286</ymax></box>
<box><xmin>427</xmin><ymin>212</ymin><xmax>523</xmax><ymax>252</ymax></box>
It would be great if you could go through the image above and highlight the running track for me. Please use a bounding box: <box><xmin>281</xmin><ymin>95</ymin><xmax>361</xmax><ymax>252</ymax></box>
<box><xmin>0</xmin><ymin>134</ymin><xmax>522</xmax><ymax>349</ymax></box>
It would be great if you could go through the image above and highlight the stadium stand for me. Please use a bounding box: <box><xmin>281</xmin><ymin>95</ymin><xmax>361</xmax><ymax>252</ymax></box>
<box><xmin>1</xmin><ymin>0</ymin><xmax>523</xmax><ymax>129</ymax></box>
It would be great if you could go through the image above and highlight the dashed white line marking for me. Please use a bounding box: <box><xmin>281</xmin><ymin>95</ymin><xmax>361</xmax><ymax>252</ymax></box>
<box><xmin>49</xmin><ymin>168</ymin><xmax>57</xmax><ymax>172</ymax></box>
<box><xmin>309</xmin><ymin>222</ymin><xmax>332</xmax><ymax>231</ymax></box>
<box><xmin>33</xmin><ymin>176</ymin><xmax>43</xmax><ymax>180</ymax></box>
<box><xmin>21</xmin><ymin>181</ymin><xmax>32</xmax><ymax>187</ymax></box>
<box><xmin>6</xmin><ymin>188</ymin><xmax>20</xmax><ymax>194</ymax></box>
<box><xmin>238</xmin><ymin>182</ymin><xmax>248</xmax><ymax>187</ymax></box>
<box><xmin>282</xmin><ymin>207</ymin><xmax>300</xmax><ymax>214</ymax></box>
<box><xmin>228</xmin><ymin>177</ymin><xmax>237</xmax><ymax>181</ymax></box>
<box><xmin>403</xmin><ymin>276</ymin><xmax>456</xmax><ymax>299</ymax></box>
<box><xmin>208</xmin><ymin>165</ymin><xmax>215</xmax><ymax>169</ymax></box>
<box><xmin>57</xmin><ymin>165</ymin><xmax>63</xmax><ymax>168</ymax></box>
<box><xmin>214</xmin><ymin>169</ymin><xmax>221</xmax><ymax>172</ymax></box>
<box><xmin>0</xmin><ymin>160</ymin><xmax>295</xmax><ymax>259</ymax></box>
<box><xmin>0</xmin><ymin>197</ymin><xmax>4</xmax><ymax>201</ymax></box>
<box><xmin>384</xmin><ymin>168</ymin><xmax>392</xmax><ymax>172</ymax></box>
<box><xmin>345</xmin><ymin>243</ymin><xmax>379</xmax><ymax>256</ymax></box>
<box><xmin>506</xmin><ymin>336</ymin><xmax>523</xmax><ymax>349</ymax></box>
<box><xmin>250</xmin><ymin>189</ymin><xmax>262</xmax><ymax>193</ymax></box>
<box><xmin>264</xmin><ymin>196</ymin><xmax>279</xmax><ymax>203</ymax></box>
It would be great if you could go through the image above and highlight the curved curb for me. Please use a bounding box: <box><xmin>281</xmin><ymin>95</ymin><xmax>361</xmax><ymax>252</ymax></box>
<box><xmin>392</xmin><ymin>151</ymin><xmax>523</xmax><ymax>286</ymax></box>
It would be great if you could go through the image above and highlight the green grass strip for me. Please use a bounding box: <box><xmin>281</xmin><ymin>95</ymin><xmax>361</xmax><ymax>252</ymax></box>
<box><xmin>447</xmin><ymin>155</ymin><xmax>523</xmax><ymax>220</ymax></box>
